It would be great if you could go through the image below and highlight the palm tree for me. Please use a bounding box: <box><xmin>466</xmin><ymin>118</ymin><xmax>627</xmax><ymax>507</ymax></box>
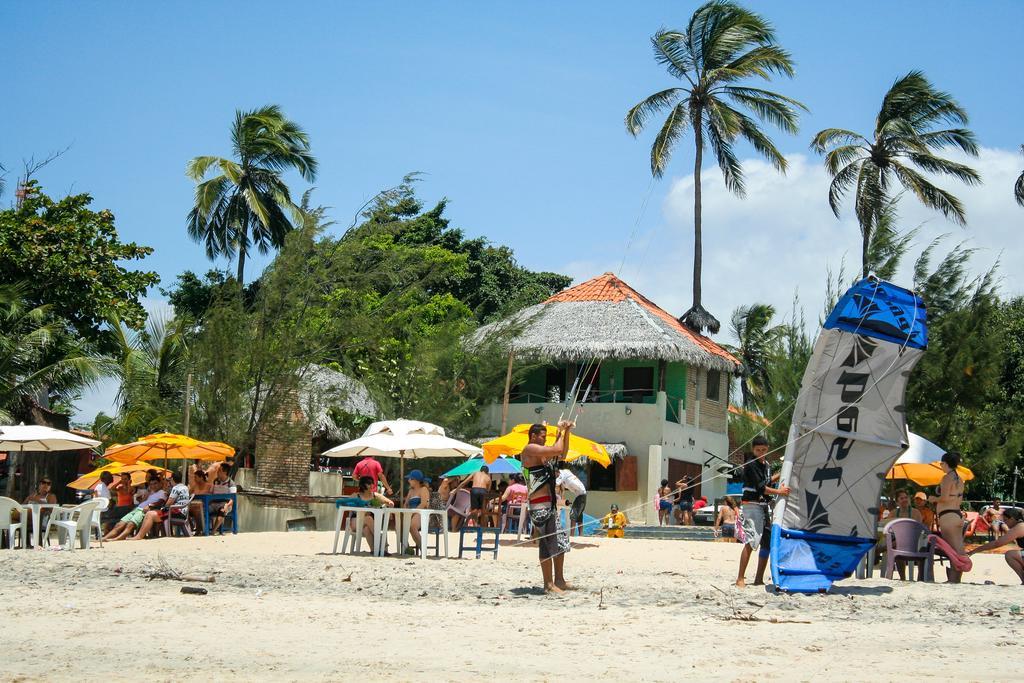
<box><xmin>0</xmin><ymin>284</ymin><xmax>106</xmax><ymax>423</ymax></box>
<box><xmin>93</xmin><ymin>314</ymin><xmax>190</xmax><ymax>444</ymax></box>
<box><xmin>187</xmin><ymin>105</ymin><xmax>317</xmax><ymax>284</ymax></box>
<box><xmin>811</xmin><ymin>72</ymin><xmax>980</xmax><ymax>279</ymax></box>
<box><xmin>726</xmin><ymin>303</ymin><xmax>783</xmax><ymax>408</ymax></box>
<box><xmin>1015</xmin><ymin>145</ymin><xmax>1024</xmax><ymax>207</ymax></box>
<box><xmin>625</xmin><ymin>0</ymin><xmax>804</xmax><ymax>334</ymax></box>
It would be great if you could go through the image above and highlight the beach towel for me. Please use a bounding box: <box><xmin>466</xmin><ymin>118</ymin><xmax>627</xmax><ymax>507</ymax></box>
<box><xmin>928</xmin><ymin>534</ymin><xmax>973</xmax><ymax>572</ymax></box>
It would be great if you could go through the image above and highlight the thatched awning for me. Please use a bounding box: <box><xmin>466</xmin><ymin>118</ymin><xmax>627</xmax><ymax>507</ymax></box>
<box><xmin>297</xmin><ymin>365</ymin><xmax>378</xmax><ymax>439</ymax></box>
<box><xmin>472</xmin><ymin>273</ymin><xmax>740</xmax><ymax>373</ymax></box>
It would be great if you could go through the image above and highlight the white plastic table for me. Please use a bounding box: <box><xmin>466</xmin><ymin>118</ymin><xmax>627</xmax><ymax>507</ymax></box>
<box><xmin>332</xmin><ymin>505</ymin><xmax>388</xmax><ymax>557</ymax></box>
<box><xmin>22</xmin><ymin>503</ymin><xmax>60</xmax><ymax>548</ymax></box>
<box><xmin>385</xmin><ymin>507</ymin><xmax>449</xmax><ymax>559</ymax></box>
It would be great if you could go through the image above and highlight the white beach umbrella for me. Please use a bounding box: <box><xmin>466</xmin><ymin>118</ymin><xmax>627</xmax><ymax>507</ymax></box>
<box><xmin>322</xmin><ymin>419</ymin><xmax>481</xmax><ymax>496</ymax></box>
<box><xmin>0</xmin><ymin>424</ymin><xmax>102</xmax><ymax>496</ymax></box>
<box><xmin>0</xmin><ymin>424</ymin><xmax>101</xmax><ymax>452</ymax></box>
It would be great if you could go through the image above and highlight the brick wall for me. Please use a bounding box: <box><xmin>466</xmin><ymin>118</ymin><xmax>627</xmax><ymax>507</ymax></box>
<box><xmin>255</xmin><ymin>389</ymin><xmax>313</xmax><ymax>496</ymax></box>
<box><xmin>701</xmin><ymin>369</ymin><xmax>728</xmax><ymax>434</ymax></box>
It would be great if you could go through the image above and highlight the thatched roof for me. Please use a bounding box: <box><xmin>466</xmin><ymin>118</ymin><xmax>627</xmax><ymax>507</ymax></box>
<box><xmin>473</xmin><ymin>273</ymin><xmax>741</xmax><ymax>373</ymax></box>
<box><xmin>297</xmin><ymin>365</ymin><xmax>378</xmax><ymax>439</ymax></box>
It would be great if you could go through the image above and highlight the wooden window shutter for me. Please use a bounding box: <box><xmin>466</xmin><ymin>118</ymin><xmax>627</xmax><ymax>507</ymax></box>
<box><xmin>615</xmin><ymin>455</ymin><xmax>638</xmax><ymax>491</ymax></box>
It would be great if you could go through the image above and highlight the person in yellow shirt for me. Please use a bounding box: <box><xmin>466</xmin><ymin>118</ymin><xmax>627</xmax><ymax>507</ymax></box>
<box><xmin>602</xmin><ymin>504</ymin><xmax>629</xmax><ymax>538</ymax></box>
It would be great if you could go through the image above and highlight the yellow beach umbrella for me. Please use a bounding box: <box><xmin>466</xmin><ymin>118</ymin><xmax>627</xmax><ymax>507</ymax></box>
<box><xmin>68</xmin><ymin>462</ymin><xmax>170</xmax><ymax>491</ymax></box>
<box><xmin>104</xmin><ymin>433</ymin><xmax>235</xmax><ymax>465</ymax></box>
<box><xmin>886</xmin><ymin>462</ymin><xmax>974</xmax><ymax>487</ymax></box>
<box><xmin>482</xmin><ymin>424</ymin><xmax>611</xmax><ymax>467</ymax></box>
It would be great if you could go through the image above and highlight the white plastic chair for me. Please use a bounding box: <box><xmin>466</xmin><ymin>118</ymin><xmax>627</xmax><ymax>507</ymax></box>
<box><xmin>0</xmin><ymin>497</ymin><xmax>26</xmax><ymax>549</ymax></box>
<box><xmin>45</xmin><ymin>500</ymin><xmax>102</xmax><ymax>551</ymax></box>
<box><xmin>90</xmin><ymin>496</ymin><xmax>110</xmax><ymax>547</ymax></box>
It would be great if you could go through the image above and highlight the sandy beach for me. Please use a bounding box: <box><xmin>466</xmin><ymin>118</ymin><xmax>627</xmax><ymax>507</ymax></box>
<box><xmin>0</xmin><ymin>533</ymin><xmax>1019</xmax><ymax>682</ymax></box>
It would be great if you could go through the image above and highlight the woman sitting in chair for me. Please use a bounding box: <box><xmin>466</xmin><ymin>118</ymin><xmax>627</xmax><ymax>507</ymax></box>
<box><xmin>351</xmin><ymin>476</ymin><xmax>394</xmax><ymax>549</ymax></box>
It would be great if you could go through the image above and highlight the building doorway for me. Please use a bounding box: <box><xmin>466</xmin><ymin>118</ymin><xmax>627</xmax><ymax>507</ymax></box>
<box><xmin>667</xmin><ymin>458</ymin><xmax>702</xmax><ymax>499</ymax></box>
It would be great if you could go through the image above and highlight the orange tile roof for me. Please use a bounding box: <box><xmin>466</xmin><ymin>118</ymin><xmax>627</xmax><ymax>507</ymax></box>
<box><xmin>546</xmin><ymin>272</ymin><xmax>740</xmax><ymax>367</ymax></box>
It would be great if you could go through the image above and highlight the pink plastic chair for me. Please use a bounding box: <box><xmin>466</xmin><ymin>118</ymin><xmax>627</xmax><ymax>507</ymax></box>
<box><xmin>446</xmin><ymin>489</ymin><xmax>471</xmax><ymax>530</ymax></box>
<box><xmin>882</xmin><ymin>519</ymin><xmax>934</xmax><ymax>581</ymax></box>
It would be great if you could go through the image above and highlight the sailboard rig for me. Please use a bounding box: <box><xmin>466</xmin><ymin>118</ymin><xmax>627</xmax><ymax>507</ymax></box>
<box><xmin>770</xmin><ymin>277</ymin><xmax>927</xmax><ymax>593</ymax></box>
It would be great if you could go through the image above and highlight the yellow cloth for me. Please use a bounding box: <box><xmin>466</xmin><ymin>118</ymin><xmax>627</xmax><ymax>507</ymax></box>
<box><xmin>481</xmin><ymin>424</ymin><xmax>610</xmax><ymax>466</ymax></box>
<box><xmin>602</xmin><ymin>512</ymin><xmax>628</xmax><ymax>538</ymax></box>
<box><xmin>104</xmin><ymin>433</ymin><xmax>234</xmax><ymax>465</ymax></box>
<box><xmin>886</xmin><ymin>461</ymin><xmax>973</xmax><ymax>486</ymax></box>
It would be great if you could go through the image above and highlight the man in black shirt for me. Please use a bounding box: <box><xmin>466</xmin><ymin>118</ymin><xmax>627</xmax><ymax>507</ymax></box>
<box><xmin>735</xmin><ymin>436</ymin><xmax>790</xmax><ymax>588</ymax></box>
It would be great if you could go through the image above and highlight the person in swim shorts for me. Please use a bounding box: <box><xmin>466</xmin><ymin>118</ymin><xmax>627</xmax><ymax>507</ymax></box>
<box><xmin>103</xmin><ymin>478</ymin><xmax>167</xmax><ymax>541</ymax></box>
<box><xmin>458</xmin><ymin>467</ymin><xmax>492</xmax><ymax>527</ymax></box>
<box><xmin>735</xmin><ymin>436</ymin><xmax>789</xmax><ymax>588</ymax></box>
<box><xmin>521</xmin><ymin>421</ymin><xmax>574</xmax><ymax>593</ymax></box>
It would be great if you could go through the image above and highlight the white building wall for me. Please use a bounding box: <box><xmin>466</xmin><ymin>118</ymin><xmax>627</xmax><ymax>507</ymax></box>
<box><xmin>482</xmin><ymin>390</ymin><xmax>728</xmax><ymax>525</ymax></box>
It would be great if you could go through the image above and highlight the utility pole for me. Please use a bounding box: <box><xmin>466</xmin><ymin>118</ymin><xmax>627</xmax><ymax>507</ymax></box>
<box><xmin>181</xmin><ymin>372</ymin><xmax>193</xmax><ymax>482</ymax></box>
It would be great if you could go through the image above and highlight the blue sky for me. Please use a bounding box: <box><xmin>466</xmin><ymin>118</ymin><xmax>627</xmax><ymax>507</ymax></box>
<box><xmin>3</xmin><ymin>1</ymin><xmax>1023</xmax><ymax>421</ymax></box>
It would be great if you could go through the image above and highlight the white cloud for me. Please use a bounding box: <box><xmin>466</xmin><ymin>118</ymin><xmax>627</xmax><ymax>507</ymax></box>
<box><xmin>567</xmin><ymin>147</ymin><xmax>1023</xmax><ymax>341</ymax></box>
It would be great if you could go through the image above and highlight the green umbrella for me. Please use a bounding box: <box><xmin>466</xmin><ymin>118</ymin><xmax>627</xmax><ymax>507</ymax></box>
<box><xmin>443</xmin><ymin>456</ymin><xmax>521</xmax><ymax>478</ymax></box>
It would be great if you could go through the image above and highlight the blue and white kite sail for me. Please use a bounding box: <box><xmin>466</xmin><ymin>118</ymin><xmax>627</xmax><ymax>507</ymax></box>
<box><xmin>770</xmin><ymin>278</ymin><xmax>927</xmax><ymax>593</ymax></box>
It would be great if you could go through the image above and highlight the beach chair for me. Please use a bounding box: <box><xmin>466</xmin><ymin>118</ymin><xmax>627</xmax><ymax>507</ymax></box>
<box><xmin>0</xmin><ymin>497</ymin><xmax>26</xmax><ymax>549</ymax></box>
<box><xmin>90</xmin><ymin>496</ymin><xmax>109</xmax><ymax>547</ymax></box>
<box><xmin>446</xmin><ymin>489</ymin><xmax>471</xmax><ymax>530</ymax></box>
<box><xmin>500</xmin><ymin>502</ymin><xmax>527</xmax><ymax>534</ymax></box>
<box><xmin>163</xmin><ymin>496</ymin><xmax>195</xmax><ymax>538</ymax></box>
<box><xmin>882</xmin><ymin>519</ymin><xmax>934</xmax><ymax>581</ymax></box>
<box><xmin>44</xmin><ymin>500</ymin><xmax>102</xmax><ymax>551</ymax></box>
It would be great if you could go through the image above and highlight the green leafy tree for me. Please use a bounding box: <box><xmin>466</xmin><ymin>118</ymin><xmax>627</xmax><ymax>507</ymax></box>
<box><xmin>187</xmin><ymin>105</ymin><xmax>317</xmax><ymax>284</ymax></box>
<box><xmin>0</xmin><ymin>181</ymin><xmax>158</xmax><ymax>340</ymax></box>
<box><xmin>812</xmin><ymin>71</ymin><xmax>980</xmax><ymax>279</ymax></box>
<box><xmin>625</xmin><ymin>0</ymin><xmax>805</xmax><ymax>333</ymax></box>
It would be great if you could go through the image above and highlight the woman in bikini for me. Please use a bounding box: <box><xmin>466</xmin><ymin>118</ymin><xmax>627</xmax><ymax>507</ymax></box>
<box><xmin>403</xmin><ymin>470</ymin><xmax>431</xmax><ymax>552</ymax></box>
<box><xmin>714</xmin><ymin>496</ymin><xmax>739</xmax><ymax>540</ymax></box>
<box><xmin>351</xmin><ymin>476</ymin><xmax>394</xmax><ymax>549</ymax></box>
<box><xmin>929</xmin><ymin>451</ymin><xmax>966</xmax><ymax>583</ymax></box>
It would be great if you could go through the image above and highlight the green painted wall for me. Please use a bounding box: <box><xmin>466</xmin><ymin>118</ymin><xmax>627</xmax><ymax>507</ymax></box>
<box><xmin>512</xmin><ymin>360</ymin><xmax>687</xmax><ymax>416</ymax></box>
<box><xmin>665</xmin><ymin>362</ymin><xmax>687</xmax><ymax>422</ymax></box>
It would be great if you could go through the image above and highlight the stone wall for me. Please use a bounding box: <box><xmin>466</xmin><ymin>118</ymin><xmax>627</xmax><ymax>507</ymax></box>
<box><xmin>255</xmin><ymin>389</ymin><xmax>313</xmax><ymax>496</ymax></box>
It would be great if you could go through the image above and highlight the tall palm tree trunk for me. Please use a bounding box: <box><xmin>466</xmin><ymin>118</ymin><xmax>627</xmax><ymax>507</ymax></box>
<box><xmin>861</xmin><ymin>227</ymin><xmax>870</xmax><ymax>280</ymax></box>
<box><xmin>236</xmin><ymin>246</ymin><xmax>246</xmax><ymax>285</ymax></box>
<box><xmin>692</xmin><ymin>122</ymin><xmax>704</xmax><ymax>316</ymax></box>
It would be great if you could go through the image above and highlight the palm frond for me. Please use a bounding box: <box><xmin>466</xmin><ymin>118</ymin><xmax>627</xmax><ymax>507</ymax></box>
<box><xmin>826</xmin><ymin>159</ymin><xmax>862</xmax><ymax>218</ymax></box>
<box><xmin>811</xmin><ymin>128</ymin><xmax>868</xmax><ymax>153</ymax></box>
<box><xmin>625</xmin><ymin>88</ymin><xmax>684</xmax><ymax>135</ymax></box>
<box><xmin>917</xmin><ymin>128</ymin><xmax>979</xmax><ymax>155</ymax></box>
<box><xmin>889</xmin><ymin>160</ymin><xmax>968</xmax><ymax>226</ymax></box>
<box><xmin>649</xmin><ymin>101</ymin><xmax>690</xmax><ymax>178</ymax></box>
<box><xmin>185</xmin><ymin>155</ymin><xmax>224</xmax><ymax>181</ymax></box>
<box><xmin>704</xmin><ymin>102</ymin><xmax>744</xmax><ymax>195</ymax></box>
<box><xmin>651</xmin><ymin>29</ymin><xmax>695</xmax><ymax>81</ymax></box>
<box><xmin>710</xmin><ymin>44</ymin><xmax>796</xmax><ymax>82</ymax></box>
<box><xmin>1015</xmin><ymin>145</ymin><xmax>1024</xmax><ymax>207</ymax></box>
<box><xmin>905</xmin><ymin>152</ymin><xmax>981</xmax><ymax>186</ymax></box>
